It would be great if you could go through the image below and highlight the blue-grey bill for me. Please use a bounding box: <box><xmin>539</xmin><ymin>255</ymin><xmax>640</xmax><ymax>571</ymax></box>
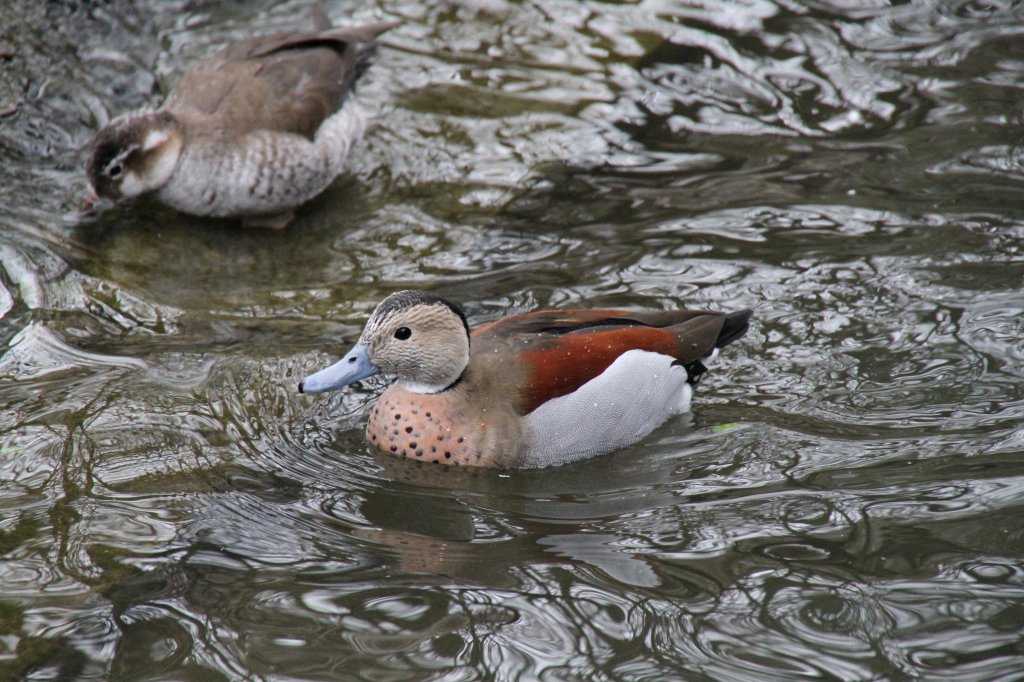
<box><xmin>298</xmin><ymin>343</ymin><xmax>379</xmax><ymax>393</ymax></box>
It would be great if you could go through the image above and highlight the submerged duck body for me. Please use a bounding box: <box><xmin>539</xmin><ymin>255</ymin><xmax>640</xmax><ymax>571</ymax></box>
<box><xmin>299</xmin><ymin>290</ymin><xmax>753</xmax><ymax>469</ymax></box>
<box><xmin>87</xmin><ymin>12</ymin><xmax>395</xmax><ymax>228</ymax></box>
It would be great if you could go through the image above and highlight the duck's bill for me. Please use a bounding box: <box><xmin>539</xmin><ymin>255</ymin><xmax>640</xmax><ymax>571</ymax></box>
<box><xmin>298</xmin><ymin>343</ymin><xmax>379</xmax><ymax>393</ymax></box>
<box><xmin>78</xmin><ymin>188</ymin><xmax>111</xmax><ymax>216</ymax></box>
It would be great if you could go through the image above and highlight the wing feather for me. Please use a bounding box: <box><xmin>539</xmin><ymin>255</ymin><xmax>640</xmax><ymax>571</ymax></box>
<box><xmin>471</xmin><ymin>307</ymin><xmax>752</xmax><ymax>415</ymax></box>
<box><xmin>164</xmin><ymin>22</ymin><xmax>395</xmax><ymax>138</ymax></box>
<box><xmin>514</xmin><ymin>326</ymin><xmax>682</xmax><ymax>414</ymax></box>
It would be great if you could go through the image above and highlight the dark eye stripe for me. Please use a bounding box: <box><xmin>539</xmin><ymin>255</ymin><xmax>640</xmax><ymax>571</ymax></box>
<box><xmin>103</xmin><ymin>145</ymin><xmax>137</xmax><ymax>175</ymax></box>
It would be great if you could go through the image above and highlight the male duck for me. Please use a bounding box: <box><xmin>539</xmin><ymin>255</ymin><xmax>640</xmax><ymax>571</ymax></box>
<box><xmin>87</xmin><ymin>11</ymin><xmax>395</xmax><ymax>228</ymax></box>
<box><xmin>299</xmin><ymin>290</ymin><xmax>753</xmax><ymax>469</ymax></box>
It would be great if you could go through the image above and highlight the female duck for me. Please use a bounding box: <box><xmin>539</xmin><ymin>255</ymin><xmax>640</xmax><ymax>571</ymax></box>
<box><xmin>87</xmin><ymin>12</ymin><xmax>394</xmax><ymax>228</ymax></box>
<box><xmin>300</xmin><ymin>290</ymin><xmax>752</xmax><ymax>468</ymax></box>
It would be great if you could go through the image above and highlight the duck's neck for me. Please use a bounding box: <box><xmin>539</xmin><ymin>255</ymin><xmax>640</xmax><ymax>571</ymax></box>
<box><xmin>397</xmin><ymin>368</ymin><xmax>466</xmax><ymax>395</ymax></box>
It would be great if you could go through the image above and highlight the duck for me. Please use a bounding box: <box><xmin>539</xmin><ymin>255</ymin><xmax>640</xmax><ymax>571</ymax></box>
<box><xmin>299</xmin><ymin>290</ymin><xmax>753</xmax><ymax>468</ymax></box>
<box><xmin>86</xmin><ymin>10</ymin><xmax>395</xmax><ymax>228</ymax></box>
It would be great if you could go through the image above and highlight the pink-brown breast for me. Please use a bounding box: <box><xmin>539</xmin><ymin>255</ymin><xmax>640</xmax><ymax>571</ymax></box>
<box><xmin>365</xmin><ymin>385</ymin><xmax>521</xmax><ymax>467</ymax></box>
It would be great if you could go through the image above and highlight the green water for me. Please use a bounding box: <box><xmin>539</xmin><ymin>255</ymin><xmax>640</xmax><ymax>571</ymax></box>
<box><xmin>1</xmin><ymin>0</ymin><xmax>1023</xmax><ymax>679</ymax></box>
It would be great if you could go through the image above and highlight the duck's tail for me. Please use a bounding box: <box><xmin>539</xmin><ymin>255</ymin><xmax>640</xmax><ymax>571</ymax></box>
<box><xmin>684</xmin><ymin>309</ymin><xmax>753</xmax><ymax>385</ymax></box>
<box><xmin>715</xmin><ymin>309</ymin><xmax>753</xmax><ymax>349</ymax></box>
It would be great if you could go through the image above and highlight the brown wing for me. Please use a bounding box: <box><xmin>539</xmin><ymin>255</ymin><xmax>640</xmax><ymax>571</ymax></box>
<box><xmin>164</xmin><ymin>22</ymin><xmax>395</xmax><ymax>139</ymax></box>
<box><xmin>472</xmin><ymin>307</ymin><xmax>751</xmax><ymax>414</ymax></box>
<box><xmin>471</xmin><ymin>308</ymin><xmax>633</xmax><ymax>337</ymax></box>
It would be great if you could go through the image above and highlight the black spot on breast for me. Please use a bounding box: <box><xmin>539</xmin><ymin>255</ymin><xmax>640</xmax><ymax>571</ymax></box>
<box><xmin>409</xmin><ymin>442</ymin><xmax>417</xmax><ymax>449</ymax></box>
<box><xmin>394</xmin><ymin>413</ymin><xmax>401</xmax><ymax>421</ymax></box>
<box><xmin>390</xmin><ymin>445</ymin><xmax>397</xmax><ymax>452</ymax></box>
<box><xmin>444</xmin><ymin>452</ymin><xmax>451</xmax><ymax>458</ymax></box>
<box><xmin>405</xmin><ymin>426</ymin><xmax>413</xmax><ymax>434</ymax></box>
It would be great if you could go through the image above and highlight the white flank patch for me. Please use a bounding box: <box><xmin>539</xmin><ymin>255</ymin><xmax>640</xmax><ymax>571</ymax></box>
<box><xmin>522</xmin><ymin>349</ymin><xmax>694</xmax><ymax>468</ymax></box>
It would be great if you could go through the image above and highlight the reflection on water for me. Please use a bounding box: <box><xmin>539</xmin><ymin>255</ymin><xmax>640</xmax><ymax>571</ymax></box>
<box><xmin>2</xmin><ymin>0</ymin><xmax>1024</xmax><ymax>678</ymax></box>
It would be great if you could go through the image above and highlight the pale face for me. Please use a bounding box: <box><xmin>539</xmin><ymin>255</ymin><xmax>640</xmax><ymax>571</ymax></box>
<box><xmin>87</xmin><ymin>111</ymin><xmax>183</xmax><ymax>199</ymax></box>
<box><xmin>360</xmin><ymin>294</ymin><xmax>470</xmax><ymax>394</ymax></box>
<box><xmin>298</xmin><ymin>291</ymin><xmax>471</xmax><ymax>396</ymax></box>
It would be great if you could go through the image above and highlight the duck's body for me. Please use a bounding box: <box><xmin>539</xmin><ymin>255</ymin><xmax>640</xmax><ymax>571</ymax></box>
<box><xmin>87</xmin><ymin>13</ymin><xmax>394</xmax><ymax>228</ymax></box>
<box><xmin>300</xmin><ymin>291</ymin><xmax>753</xmax><ymax>469</ymax></box>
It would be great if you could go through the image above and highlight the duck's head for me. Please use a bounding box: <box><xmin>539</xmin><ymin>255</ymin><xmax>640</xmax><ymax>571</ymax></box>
<box><xmin>299</xmin><ymin>290</ymin><xmax>470</xmax><ymax>395</ymax></box>
<box><xmin>87</xmin><ymin>110</ymin><xmax>183</xmax><ymax>201</ymax></box>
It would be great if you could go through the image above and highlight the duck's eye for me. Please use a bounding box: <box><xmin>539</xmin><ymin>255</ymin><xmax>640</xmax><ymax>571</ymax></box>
<box><xmin>394</xmin><ymin>327</ymin><xmax>412</xmax><ymax>340</ymax></box>
<box><xmin>108</xmin><ymin>162</ymin><xmax>124</xmax><ymax>179</ymax></box>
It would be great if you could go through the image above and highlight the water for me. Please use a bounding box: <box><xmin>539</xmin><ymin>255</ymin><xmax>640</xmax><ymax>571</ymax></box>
<box><xmin>1</xmin><ymin>0</ymin><xmax>1023</xmax><ymax>679</ymax></box>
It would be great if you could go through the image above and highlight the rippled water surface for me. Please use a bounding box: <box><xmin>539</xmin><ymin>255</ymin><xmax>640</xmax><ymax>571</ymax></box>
<box><xmin>2</xmin><ymin>0</ymin><xmax>1023</xmax><ymax>679</ymax></box>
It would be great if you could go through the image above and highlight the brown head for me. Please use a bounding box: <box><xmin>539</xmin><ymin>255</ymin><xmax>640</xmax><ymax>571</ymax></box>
<box><xmin>87</xmin><ymin>111</ymin><xmax>183</xmax><ymax>200</ymax></box>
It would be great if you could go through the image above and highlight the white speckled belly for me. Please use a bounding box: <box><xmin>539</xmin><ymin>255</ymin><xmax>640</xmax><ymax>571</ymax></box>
<box><xmin>157</xmin><ymin>102</ymin><xmax>366</xmax><ymax>217</ymax></box>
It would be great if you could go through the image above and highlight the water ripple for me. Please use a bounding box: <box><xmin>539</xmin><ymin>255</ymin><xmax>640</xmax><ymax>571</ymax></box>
<box><xmin>0</xmin><ymin>0</ymin><xmax>1022</xmax><ymax>679</ymax></box>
